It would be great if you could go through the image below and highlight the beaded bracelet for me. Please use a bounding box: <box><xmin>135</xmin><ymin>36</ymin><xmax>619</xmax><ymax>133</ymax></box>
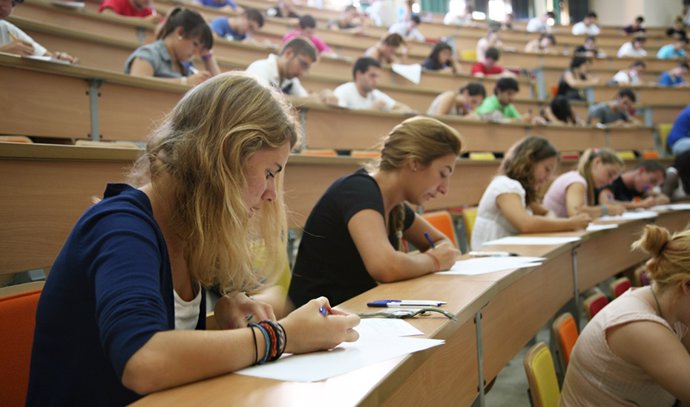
<box><xmin>258</xmin><ymin>320</ymin><xmax>287</xmax><ymax>362</ymax></box>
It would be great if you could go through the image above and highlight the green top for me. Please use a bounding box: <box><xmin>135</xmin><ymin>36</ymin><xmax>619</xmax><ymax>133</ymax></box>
<box><xmin>475</xmin><ymin>95</ymin><xmax>521</xmax><ymax>119</ymax></box>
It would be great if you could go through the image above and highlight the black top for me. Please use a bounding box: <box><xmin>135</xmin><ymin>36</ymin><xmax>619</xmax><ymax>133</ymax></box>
<box><xmin>288</xmin><ymin>170</ymin><xmax>415</xmax><ymax>308</ymax></box>
<box><xmin>557</xmin><ymin>70</ymin><xmax>586</xmax><ymax>101</ymax></box>
<box><xmin>596</xmin><ymin>176</ymin><xmax>643</xmax><ymax>204</ymax></box>
<box><xmin>422</xmin><ymin>58</ymin><xmax>451</xmax><ymax>71</ymax></box>
<box><xmin>666</xmin><ymin>27</ymin><xmax>688</xmax><ymax>41</ymax></box>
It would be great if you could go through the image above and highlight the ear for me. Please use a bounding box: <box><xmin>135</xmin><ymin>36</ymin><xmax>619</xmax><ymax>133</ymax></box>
<box><xmin>407</xmin><ymin>159</ymin><xmax>421</xmax><ymax>172</ymax></box>
<box><xmin>682</xmin><ymin>280</ymin><xmax>690</xmax><ymax>295</ymax></box>
<box><xmin>175</xmin><ymin>26</ymin><xmax>185</xmax><ymax>37</ymax></box>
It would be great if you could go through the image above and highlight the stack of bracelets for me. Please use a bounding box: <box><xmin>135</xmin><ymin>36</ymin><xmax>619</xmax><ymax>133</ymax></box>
<box><xmin>248</xmin><ymin>320</ymin><xmax>287</xmax><ymax>365</ymax></box>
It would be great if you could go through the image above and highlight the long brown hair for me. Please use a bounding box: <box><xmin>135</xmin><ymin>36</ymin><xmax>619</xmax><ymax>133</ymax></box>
<box><xmin>500</xmin><ymin>136</ymin><xmax>558</xmax><ymax>204</ymax></box>
<box><xmin>577</xmin><ymin>147</ymin><xmax>623</xmax><ymax>204</ymax></box>
<box><xmin>130</xmin><ymin>72</ymin><xmax>300</xmax><ymax>293</ymax></box>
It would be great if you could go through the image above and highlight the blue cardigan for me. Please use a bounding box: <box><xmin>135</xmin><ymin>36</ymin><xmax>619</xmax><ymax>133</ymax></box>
<box><xmin>27</xmin><ymin>184</ymin><xmax>205</xmax><ymax>406</ymax></box>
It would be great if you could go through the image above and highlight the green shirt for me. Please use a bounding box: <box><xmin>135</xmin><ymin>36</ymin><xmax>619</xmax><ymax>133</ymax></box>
<box><xmin>475</xmin><ymin>95</ymin><xmax>521</xmax><ymax>119</ymax></box>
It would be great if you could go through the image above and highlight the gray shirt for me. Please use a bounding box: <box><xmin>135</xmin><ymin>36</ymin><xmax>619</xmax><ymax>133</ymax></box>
<box><xmin>587</xmin><ymin>102</ymin><xmax>630</xmax><ymax>125</ymax></box>
<box><xmin>124</xmin><ymin>40</ymin><xmax>188</xmax><ymax>78</ymax></box>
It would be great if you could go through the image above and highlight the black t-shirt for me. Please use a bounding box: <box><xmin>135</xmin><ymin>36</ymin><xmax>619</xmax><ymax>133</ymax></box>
<box><xmin>596</xmin><ymin>176</ymin><xmax>643</xmax><ymax>204</ymax></box>
<box><xmin>288</xmin><ymin>170</ymin><xmax>416</xmax><ymax>308</ymax></box>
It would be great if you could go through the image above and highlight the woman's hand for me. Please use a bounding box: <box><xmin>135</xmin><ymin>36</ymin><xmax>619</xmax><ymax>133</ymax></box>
<box><xmin>187</xmin><ymin>70</ymin><xmax>212</xmax><ymax>86</ymax></box>
<box><xmin>280</xmin><ymin>297</ymin><xmax>360</xmax><ymax>354</ymax></box>
<box><xmin>214</xmin><ymin>291</ymin><xmax>275</xmax><ymax>329</ymax></box>
<box><xmin>427</xmin><ymin>244</ymin><xmax>461</xmax><ymax>271</ymax></box>
<box><xmin>568</xmin><ymin>213</ymin><xmax>591</xmax><ymax>229</ymax></box>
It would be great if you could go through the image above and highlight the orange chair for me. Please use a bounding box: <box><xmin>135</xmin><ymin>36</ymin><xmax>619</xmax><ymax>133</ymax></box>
<box><xmin>609</xmin><ymin>276</ymin><xmax>632</xmax><ymax>299</ymax></box>
<box><xmin>422</xmin><ymin>210</ymin><xmax>458</xmax><ymax>247</ymax></box>
<box><xmin>551</xmin><ymin>313</ymin><xmax>579</xmax><ymax>373</ymax></box>
<box><xmin>583</xmin><ymin>291</ymin><xmax>609</xmax><ymax>319</ymax></box>
<box><xmin>300</xmin><ymin>149</ymin><xmax>338</xmax><ymax>157</ymax></box>
<box><xmin>524</xmin><ymin>342</ymin><xmax>560</xmax><ymax>407</ymax></box>
<box><xmin>0</xmin><ymin>135</ymin><xmax>32</xmax><ymax>143</ymax></box>
<box><xmin>350</xmin><ymin>150</ymin><xmax>381</xmax><ymax>159</ymax></box>
<box><xmin>0</xmin><ymin>289</ymin><xmax>42</xmax><ymax>407</ymax></box>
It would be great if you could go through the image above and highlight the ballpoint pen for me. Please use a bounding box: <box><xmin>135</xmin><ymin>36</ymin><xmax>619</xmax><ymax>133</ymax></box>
<box><xmin>424</xmin><ymin>231</ymin><xmax>436</xmax><ymax>249</ymax></box>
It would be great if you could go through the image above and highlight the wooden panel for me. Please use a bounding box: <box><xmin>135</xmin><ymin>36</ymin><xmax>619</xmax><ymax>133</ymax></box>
<box><xmin>0</xmin><ymin>151</ymin><xmax>134</xmax><ymax>274</ymax></box>
<box><xmin>98</xmin><ymin>83</ymin><xmax>182</xmax><ymax>141</ymax></box>
<box><xmin>480</xmin><ymin>250</ymin><xmax>573</xmax><ymax>381</ymax></box>
<box><xmin>608</xmin><ymin>127</ymin><xmax>655</xmax><ymax>150</ymax></box>
<box><xmin>530</xmin><ymin>125</ymin><xmax>606</xmax><ymax>151</ymax></box>
<box><xmin>0</xmin><ymin>66</ymin><xmax>91</xmax><ymax>139</ymax></box>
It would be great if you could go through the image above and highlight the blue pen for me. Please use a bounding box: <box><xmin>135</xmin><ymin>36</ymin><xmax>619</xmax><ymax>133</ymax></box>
<box><xmin>424</xmin><ymin>231</ymin><xmax>436</xmax><ymax>249</ymax></box>
<box><xmin>319</xmin><ymin>306</ymin><xmax>329</xmax><ymax>317</ymax></box>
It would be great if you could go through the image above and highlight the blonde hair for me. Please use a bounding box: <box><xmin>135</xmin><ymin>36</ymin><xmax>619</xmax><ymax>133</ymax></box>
<box><xmin>577</xmin><ymin>147</ymin><xmax>623</xmax><ymax>204</ymax></box>
<box><xmin>369</xmin><ymin>116</ymin><xmax>463</xmax><ymax>248</ymax></box>
<box><xmin>129</xmin><ymin>72</ymin><xmax>300</xmax><ymax>294</ymax></box>
<box><xmin>632</xmin><ymin>224</ymin><xmax>690</xmax><ymax>291</ymax></box>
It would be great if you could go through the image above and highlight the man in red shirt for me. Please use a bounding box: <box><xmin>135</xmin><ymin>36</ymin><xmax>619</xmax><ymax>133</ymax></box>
<box><xmin>99</xmin><ymin>0</ymin><xmax>159</xmax><ymax>21</ymax></box>
<box><xmin>471</xmin><ymin>47</ymin><xmax>514</xmax><ymax>78</ymax></box>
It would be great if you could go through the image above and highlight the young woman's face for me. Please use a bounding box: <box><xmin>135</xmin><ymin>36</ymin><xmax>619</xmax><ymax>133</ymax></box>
<box><xmin>242</xmin><ymin>142</ymin><xmax>290</xmax><ymax>217</ymax></box>
<box><xmin>532</xmin><ymin>156</ymin><xmax>558</xmax><ymax>191</ymax></box>
<box><xmin>405</xmin><ymin>153</ymin><xmax>457</xmax><ymax>205</ymax></box>
<box><xmin>174</xmin><ymin>33</ymin><xmax>205</xmax><ymax>62</ymax></box>
<box><xmin>438</xmin><ymin>48</ymin><xmax>452</xmax><ymax>64</ymax></box>
<box><xmin>591</xmin><ymin>158</ymin><xmax>622</xmax><ymax>188</ymax></box>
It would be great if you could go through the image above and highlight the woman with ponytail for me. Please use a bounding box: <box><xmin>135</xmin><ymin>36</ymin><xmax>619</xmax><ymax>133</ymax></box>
<box><xmin>560</xmin><ymin>224</ymin><xmax>690</xmax><ymax>406</ymax></box>
<box><xmin>288</xmin><ymin>116</ymin><xmax>463</xmax><ymax>308</ymax></box>
<box><xmin>125</xmin><ymin>7</ymin><xmax>220</xmax><ymax>86</ymax></box>
<box><xmin>543</xmin><ymin>147</ymin><xmax>626</xmax><ymax>218</ymax></box>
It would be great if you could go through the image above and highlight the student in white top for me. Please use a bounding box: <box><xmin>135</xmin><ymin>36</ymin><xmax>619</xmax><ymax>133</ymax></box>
<box><xmin>0</xmin><ymin>0</ymin><xmax>77</xmax><ymax>63</ymax></box>
<box><xmin>388</xmin><ymin>14</ymin><xmax>425</xmax><ymax>42</ymax></box>
<box><xmin>333</xmin><ymin>57</ymin><xmax>412</xmax><ymax>112</ymax></box>
<box><xmin>617</xmin><ymin>35</ymin><xmax>647</xmax><ymax>58</ymax></box>
<box><xmin>526</xmin><ymin>11</ymin><xmax>554</xmax><ymax>33</ymax></box>
<box><xmin>611</xmin><ymin>61</ymin><xmax>646</xmax><ymax>85</ymax></box>
<box><xmin>571</xmin><ymin>11</ymin><xmax>600</xmax><ymax>36</ymax></box>
<box><xmin>471</xmin><ymin>137</ymin><xmax>590</xmax><ymax>249</ymax></box>
<box><xmin>246</xmin><ymin>37</ymin><xmax>314</xmax><ymax>97</ymax></box>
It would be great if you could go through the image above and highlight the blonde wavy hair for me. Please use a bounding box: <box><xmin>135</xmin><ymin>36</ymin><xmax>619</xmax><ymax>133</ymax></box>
<box><xmin>129</xmin><ymin>72</ymin><xmax>300</xmax><ymax>294</ymax></box>
<box><xmin>368</xmin><ymin>116</ymin><xmax>463</xmax><ymax>249</ymax></box>
<box><xmin>632</xmin><ymin>224</ymin><xmax>690</xmax><ymax>291</ymax></box>
<box><xmin>577</xmin><ymin>147</ymin><xmax>623</xmax><ymax>205</ymax></box>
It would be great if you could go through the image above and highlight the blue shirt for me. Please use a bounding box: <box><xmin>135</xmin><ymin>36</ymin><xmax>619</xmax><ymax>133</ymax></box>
<box><xmin>27</xmin><ymin>184</ymin><xmax>205</xmax><ymax>406</ymax></box>
<box><xmin>667</xmin><ymin>105</ymin><xmax>690</xmax><ymax>148</ymax></box>
<box><xmin>195</xmin><ymin>0</ymin><xmax>237</xmax><ymax>9</ymax></box>
<box><xmin>210</xmin><ymin>16</ymin><xmax>246</xmax><ymax>41</ymax></box>
<box><xmin>656</xmin><ymin>44</ymin><xmax>687</xmax><ymax>59</ymax></box>
<box><xmin>658</xmin><ymin>71</ymin><xmax>686</xmax><ymax>87</ymax></box>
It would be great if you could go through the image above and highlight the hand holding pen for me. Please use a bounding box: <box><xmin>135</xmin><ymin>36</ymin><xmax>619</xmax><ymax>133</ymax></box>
<box><xmin>279</xmin><ymin>297</ymin><xmax>360</xmax><ymax>354</ymax></box>
<box><xmin>423</xmin><ymin>231</ymin><xmax>461</xmax><ymax>272</ymax></box>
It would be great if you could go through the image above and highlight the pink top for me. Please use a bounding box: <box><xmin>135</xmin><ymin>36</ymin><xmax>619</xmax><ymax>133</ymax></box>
<box><xmin>543</xmin><ymin>171</ymin><xmax>587</xmax><ymax>218</ymax></box>
<box><xmin>282</xmin><ymin>30</ymin><xmax>332</xmax><ymax>54</ymax></box>
<box><xmin>560</xmin><ymin>289</ymin><xmax>687</xmax><ymax>407</ymax></box>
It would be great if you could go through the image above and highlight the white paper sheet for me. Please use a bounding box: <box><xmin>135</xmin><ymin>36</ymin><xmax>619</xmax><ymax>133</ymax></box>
<box><xmin>437</xmin><ymin>256</ymin><xmax>544</xmax><ymax>275</ymax></box>
<box><xmin>599</xmin><ymin>210</ymin><xmax>658</xmax><ymax>221</ymax></box>
<box><xmin>236</xmin><ymin>335</ymin><xmax>444</xmax><ymax>382</ymax></box>
<box><xmin>481</xmin><ymin>236</ymin><xmax>581</xmax><ymax>246</ymax></box>
<box><xmin>391</xmin><ymin>63</ymin><xmax>422</xmax><ymax>84</ymax></box>
<box><xmin>355</xmin><ymin>318</ymin><xmax>423</xmax><ymax>337</ymax></box>
<box><xmin>586</xmin><ymin>223</ymin><xmax>619</xmax><ymax>232</ymax></box>
<box><xmin>653</xmin><ymin>203</ymin><xmax>690</xmax><ymax>211</ymax></box>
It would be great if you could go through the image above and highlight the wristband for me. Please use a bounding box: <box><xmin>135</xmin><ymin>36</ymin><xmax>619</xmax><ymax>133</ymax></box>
<box><xmin>201</xmin><ymin>50</ymin><xmax>213</xmax><ymax>62</ymax></box>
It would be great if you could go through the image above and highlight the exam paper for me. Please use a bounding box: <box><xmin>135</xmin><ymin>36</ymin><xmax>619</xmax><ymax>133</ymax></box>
<box><xmin>437</xmin><ymin>256</ymin><xmax>544</xmax><ymax>276</ymax></box>
<box><xmin>653</xmin><ymin>203</ymin><xmax>690</xmax><ymax>211</ymax></box>
<box><xmin>599</xmin><ymin>211</ymin><xmax>658</xmax><ymax>221</ymax></box>
<box><xmin>391</xmin><ymin>63</ymin><xmax>422</xmax><ymax>84</ymax></box>
<box><xmin>355</xmin><ymin>318</ymin><xmax>424</xmax><ymax>337</ymax></box>
<box><xmin>236</xmin><ymin>335</ymin><xmax>443</xmax><ymax>382</ymax></box>
<box><xmin>586</xmin><ymin>223</ymin><xmax>619</xmax><ymax>232</ymax></box>
<box><xmin>482</xmin><ymin>236</ymin><xmax>581</xmax><ymax>246</ymax></box>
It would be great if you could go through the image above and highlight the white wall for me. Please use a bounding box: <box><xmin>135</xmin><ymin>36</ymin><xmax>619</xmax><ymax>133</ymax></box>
<box><xmin>590</xmin><ymin>0</ymin><xmax>683</xmax><ymax>27</ymax></box>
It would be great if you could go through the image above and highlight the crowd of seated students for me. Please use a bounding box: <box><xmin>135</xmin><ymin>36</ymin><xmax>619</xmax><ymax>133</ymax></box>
<box><xmin>7</xmin><ymin>1</ymin><xmax>690</xmax><ymax>405</ymax></box>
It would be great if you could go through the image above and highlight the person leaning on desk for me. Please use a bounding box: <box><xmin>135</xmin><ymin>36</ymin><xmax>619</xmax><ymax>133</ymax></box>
<box><xmin>288</xmin><ymin>116</ymin><xmax>463</xmax><ymax>308</ymax></box>
<box><xmin>26</xmin><ymin>73</ymin><xmax>360</xmax><ymax>406</ymax></box>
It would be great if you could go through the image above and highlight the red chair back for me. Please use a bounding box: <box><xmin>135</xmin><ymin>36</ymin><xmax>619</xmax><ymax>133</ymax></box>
<box><xmin>0</xmin><ymin>289</ymin><xmax>42</xmax><ymax>407</ymax></box>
